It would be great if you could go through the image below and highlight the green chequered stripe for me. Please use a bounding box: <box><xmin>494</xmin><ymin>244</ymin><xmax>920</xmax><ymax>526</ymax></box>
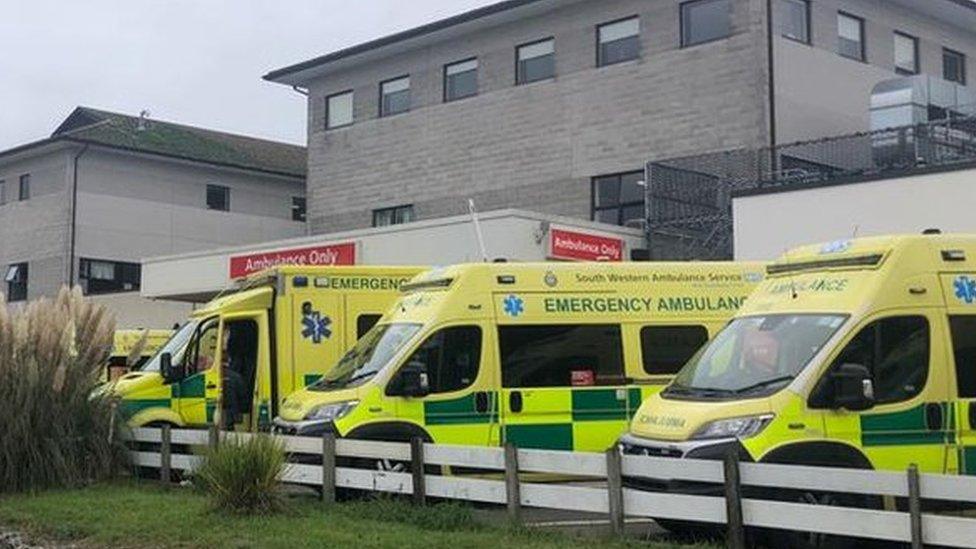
<box><xmin>861</xmin><ymin>403</ymin><xmax>953</xmax><ymax>447</ymax></box>
<box><xmin>172</xmin><ymin>373</ymin><xmax>206</xmax><ymax>398</ymax></box>
<box><xmin>304</xmin><ymin>374</ymin><xmax>323</xmax><ymax>387</ymax></box>
<box><xmin>119</xmin><ymin>398</ymin><xmax>170</xmax><ymax>420</ymax></box>
<box><xmin>504</xmin><ymin>424</ymin><xmax>573</xmax><ymax>451</ymax></box>
<box><xmin>571</xmin><ymin>388</ymin><xmax>642</xmax><ymax>421</ymax></box>
<box><xmin>424</xmin><ymin>393</ymin><xmax>496</xmax><ymax>425</ymax></box>
<box><xmin>960</xmin><ymin>447</ymin><xmax>976</xmax><ymax>476</ymax></box>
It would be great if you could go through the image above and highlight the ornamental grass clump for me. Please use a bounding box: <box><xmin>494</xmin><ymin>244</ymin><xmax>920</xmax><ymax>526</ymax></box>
<box><xmin>0</xmin><ymin>286</ymin><xmax>125</xmax><ymax>493</ymax></box>
<box><xmin>194</xmin><ymin>434</ymin><xmax>286</xmax><ymax>515</ymax></box>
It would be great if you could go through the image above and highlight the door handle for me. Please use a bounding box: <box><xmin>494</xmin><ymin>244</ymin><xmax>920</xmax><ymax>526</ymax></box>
<box><xmin>925</xmin><ymin>402</ymin><xmax>944</xmax><ymax>431</ymax></box>
<box><xmin>206</xmin><ymin>383</ymin><xmax>217</xmax><ymax>390</ymax></box>
<box><xmin>475</xmin><ymin>392</ymin><xmax>489</xmax><ymax>414</ymax></box>
<box><xmin>509</xmin><ymin>391</ymin><xmax>523</xmax><ymax>413</ymax></box>
<box><xmin>969</xmin><ymin>404</ymin><xmax>976</xmax><ymax>430</ymax></box>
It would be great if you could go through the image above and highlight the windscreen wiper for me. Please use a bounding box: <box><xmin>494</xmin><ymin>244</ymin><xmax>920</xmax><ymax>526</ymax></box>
<box><xmin>731</xmin><ymin>375</ymin><xmax>794</xmax><ymax>395</ymax></box>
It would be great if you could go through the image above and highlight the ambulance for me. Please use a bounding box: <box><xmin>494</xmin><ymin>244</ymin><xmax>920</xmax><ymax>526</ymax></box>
<box><xmin>272</xmin><ymin>261</ymin><xmax>764</xmax><ymax>454</ymax></box>
<box><xmin>107</xmin><ymin>329</ymin><xmax>173</xmax><ymax>380</ymax></box>
<box><xmin>111</xmin><ymin>265</ymin><xmax>424</xmax><ymax>431</ymax></box>
<box><xmin>620</xmin><ymin>233</ymin><xmax>976</xmax><ymax>481</ymax></box>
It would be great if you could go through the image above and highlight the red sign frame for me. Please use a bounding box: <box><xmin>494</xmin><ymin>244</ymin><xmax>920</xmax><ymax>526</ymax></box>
<box><xmin>229</xmin><ymin>242</ymin><xmax>356</xmax><ymax>278</ymax></box>
<box><xmin>549</xmin><ymin>228</ymin><xmax>624</xmax><ymax>262</ymax></box>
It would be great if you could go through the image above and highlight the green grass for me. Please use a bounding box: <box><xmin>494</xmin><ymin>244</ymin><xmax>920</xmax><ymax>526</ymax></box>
<box><xmin>0</xmin><ymin>482</ymin><xmax>706</xmax><ymax>549</ymax></box>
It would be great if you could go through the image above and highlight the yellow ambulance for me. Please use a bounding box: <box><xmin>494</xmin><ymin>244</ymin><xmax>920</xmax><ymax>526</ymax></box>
<box><xmin>273</xmin><ymin>261</ymin><xmax>764</xmax><ymax>453</ymax></box>
<box><xmin>107</xmin><ymin>329</ymin><xmax>174</xmax><ymax>380</ymax></box>
<box><xmin>110</xmin><ymin>265</ymin><xmax>423</xmax><ymax>431</ymax></box>
<box><xmin>620</xmin><ymin>233</ymin><xmax>976</xmax><ymax>479</ymax></box>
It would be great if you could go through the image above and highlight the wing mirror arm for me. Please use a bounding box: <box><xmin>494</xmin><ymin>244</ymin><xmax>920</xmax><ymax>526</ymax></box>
<box><xmin>832</xmin><ymin>363</ymin><xmax>876</xmax><ymax>412</ymax></box>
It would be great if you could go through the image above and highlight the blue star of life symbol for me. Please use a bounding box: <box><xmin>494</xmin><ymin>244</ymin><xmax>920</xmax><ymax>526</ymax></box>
<box><xmin>502</xmin><ymin>294</ymin><xmax>524</xmax><ymax>317</ymax></box>
<box><xmin>955</xmin><ymin>276</ymin><xmax>976</xmax><ymax>304</ymax></box>
<box><xmin>301</xmin><ymin>310</ymin><xmax>332</xmax><ymax>343</ymax></box>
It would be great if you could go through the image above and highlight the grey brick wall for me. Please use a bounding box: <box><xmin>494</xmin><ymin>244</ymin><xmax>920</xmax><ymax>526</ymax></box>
<box><xmin>304</xmin><ymin>0</ymin><xmax>772</xmax><ymax>234</ymax></box>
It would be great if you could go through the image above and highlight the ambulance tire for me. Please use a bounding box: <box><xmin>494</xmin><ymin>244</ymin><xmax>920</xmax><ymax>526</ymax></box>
<box><xmin>654</xmin><ymin>519</ymin><xmax>724</xmax><ymax>541</ymax></box>
<box><xmin>345</xmin><ymin>424</ymin><xmax>443</xmax><ymax>495</ymax></box>
<box><xmin>758</xmin><ymin>444</ymin><xmax>881</xmax><ymax>549</ymax></box>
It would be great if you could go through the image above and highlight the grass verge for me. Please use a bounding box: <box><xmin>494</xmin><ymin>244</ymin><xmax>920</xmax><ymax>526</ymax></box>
<box><xmin>0</xmin><ymin>482</ymin><xmax>710</xmax><ymax>549</ymax></box>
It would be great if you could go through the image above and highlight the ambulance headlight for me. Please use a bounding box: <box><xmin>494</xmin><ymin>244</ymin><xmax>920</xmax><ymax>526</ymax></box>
<box><xmin>691</xmin><ymin>414</ymin><xmax>774</xmax><ymax>440</ymax></box>
<box><xmin>305</xmin><ymin>401</ymin><xmax>359</xmax><ymax>422</ymax></box>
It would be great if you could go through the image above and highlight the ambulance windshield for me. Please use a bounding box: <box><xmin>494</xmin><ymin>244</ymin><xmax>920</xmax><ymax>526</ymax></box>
<box><xmin>311</xmin><ymin>322</ymin><xmax>422</xmax><ymax>391</ymax></box>
<box><xmin>138</xmin><ymin>321</ymin><xmax>198</xmax><ymax>372</ymax></box>
<box><xmin>666</xmin><ymin>314</ymin><xmax>847</xmax><ymax>398</ymax></box>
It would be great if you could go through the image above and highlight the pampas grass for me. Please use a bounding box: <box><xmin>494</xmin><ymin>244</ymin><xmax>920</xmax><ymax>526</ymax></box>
<box><xmin>0</xmin><ymin>286</ymin><xmax>126</xmax><ymax>492</ymax></box>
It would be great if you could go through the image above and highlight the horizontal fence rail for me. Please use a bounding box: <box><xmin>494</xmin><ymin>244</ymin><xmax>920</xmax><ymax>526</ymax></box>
<box><xmin>126</xmin><ymin>428</ymin><xmax>976</xmax><ymax>548</ymax></box>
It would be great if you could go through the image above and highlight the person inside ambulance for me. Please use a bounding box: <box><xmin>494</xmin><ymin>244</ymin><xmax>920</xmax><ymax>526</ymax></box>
<box><xmin>221</xmin><ymin>321</ymin><xmax>258</xmax><ymax>429</ymax></box>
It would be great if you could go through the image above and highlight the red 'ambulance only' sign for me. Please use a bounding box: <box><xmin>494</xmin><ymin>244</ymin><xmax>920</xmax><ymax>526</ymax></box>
<box><xmin>549</xmin><ymin>228</ymin><xmax>624</xmax><ymax>262</ymax></box>
<box><xmin>229</xmin><ymin>242</ymin><xmax>356</xmax><ymax>278</ymax></box>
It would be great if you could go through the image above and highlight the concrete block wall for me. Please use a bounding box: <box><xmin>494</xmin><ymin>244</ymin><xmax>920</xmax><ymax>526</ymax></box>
<box><xmin>304</xmin><ymin>0</ymin><xmax>772</xmax><ymax>234</ymax></box>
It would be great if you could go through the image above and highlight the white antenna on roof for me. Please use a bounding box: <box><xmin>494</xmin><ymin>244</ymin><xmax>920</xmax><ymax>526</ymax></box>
<box><xmin>468</xmin><ymin>199</ymin><xmax>489</xmax><ymax>263</ymax></box>
<box><xmin>138</xmin><ymin>110</ymin><xmax>151</xmax><ymax>131</ymax></box>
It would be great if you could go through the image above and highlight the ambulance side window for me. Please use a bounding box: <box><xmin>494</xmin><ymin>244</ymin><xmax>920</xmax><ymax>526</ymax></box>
<box><xmin>357</xmin><ymin>314</ymin><xmax>382</xmax><ymax>339</ymax></box>
<box><xmin>950</xmin><ymin>316</ymin><xmax>976</xmax><ymax>398</ymax></box>
<box><xmin>640</xmin><ymin>325</ymin><xmax>709</xmax><ymax>375</ymax></box>
<box><xmin>183</xmin><ymin>318</ymin><xmax>220</xmax><ymax>377</ymax></box>
<box><xmin>831</xmin><ymin>316</ymin><xmax>929</xmax><ymax>404</ymax></box>
<box><xmin>499</xmin><ymin>324</ymin><xmax>624</xmax><ymax>388</ymax></box>
<box><xmin>402</xmin><ymin>326</ymin><xmax>481</xmax><ymax>394</ymax></box>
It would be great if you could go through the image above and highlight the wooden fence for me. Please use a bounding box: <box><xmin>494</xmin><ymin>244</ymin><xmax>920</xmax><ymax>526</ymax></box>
<box><xmin>128</xmin><ymin>427</ymin><xmax>976</xmax><ymax>548</ymax></box>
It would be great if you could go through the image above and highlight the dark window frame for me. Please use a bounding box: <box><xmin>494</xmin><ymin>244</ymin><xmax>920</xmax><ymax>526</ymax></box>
<box><xmin>837</xmin><ymin>11</ymin><xmax>866</xmax><ymax>62</ymax></box>
<box><xmin>356</xmin><ymin>314</ymin><xmax>383</xmax><ymax>339</ymax></box>
<box><xmin>325</xmin><ymin>89</ymin><xmax>355</xmax><ymax>129</ymax></box>
<box><xmin>893</xmin><ymin>31</ymin><xmax>919</xmax><ymax>75</ymax></box>
<box><xmin>640</xmin><ymin>325</ymin><xmax>710</xmax><ymax>376</ymax></box>
<box><xmin>206</xmin><ymin>184</ymin><xmax>230</xmax><ymax>212</ymax></box>
<box><xmin>499</xmin><ymin>324</ymin><xmax>626</xmax><ymax>388</ymax></box>
<box><xmin>5</xmin><ymin>262</ymin><xmax>28</xmax><ymax>302</ymax></box>
<box><xmin>291</xmin><ymin>196</ymin><xmax>306</xmax><ymax>222</ymax></box>
<box><xmin>779</xmin><ymin>0</ymin><xmax>811</xmax><ymax>45</ymax></box>
<box><xmin>515</xmin><ymin>37</ymin><xmax>556</xmax><ymax>85</ymax></box>
<box><xmin>399</xmin><ymin>324</ymin><xmax>483</xmax><ymax>395</ymax></box>
<box><xmin>372</xmin><ymin>204</ymin><xmax>415</xmax><ymax>228</ymax></box>
<box><xmin>443</xmin><ymin>57</ymin><xmax>479</xmax><ymax>103</ymax></box>
<box><xmin>680</xmin><ymin>0</ymin><xmax>733</xmax><ymax>49</ymax></box>
<box><xmin>944</xmin><ymin>47</ymin><xmax>967</xmax><ymax>85</ymax></box>
<box><xmin>590</xmin><ymin>170</ymin><xmax>645</xmax><ymax>227</ymax></box>
<box><xmin>0</xmin><ymin>179</ymin><xmax>5</xmax><ymax>205</ymax></box>
<box><xmin>596</xmin><ymin>15</ymin><xmax>641</xmax><ymax>67</ymax></box>
<box><xmin>18</xmin><ymin>174</ymin><xmax>30</xmax><ymax>201</ymax></box>
<box><xmin>950</xmin><ymin>316</ymin><xmax>976</xmax><ymax>398</ymax></box>
<box><xmin>379</xmin><ymin>74</ymin><xmax>411</xmax><ymax>117</ymax></box>
<box><xmin>78</xmin><ymin>257</ymin><xmax>141</xmax><ymax>295</ymax></box>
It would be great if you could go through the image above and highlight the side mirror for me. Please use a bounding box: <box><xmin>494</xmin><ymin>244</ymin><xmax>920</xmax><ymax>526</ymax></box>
<box><xmin>832</xmin><ymin>363</ymin><xmax>875</xmax><ymax>411</ymax></box>
<box><xmin>159</xmin><ymin>352</ymin><xmax>181</xmax><ymax>383</ymax></box>
<box><xmin>389</xmin><ymin>361</ymin><xmax>429</xmax><ymax>398</ymax></box>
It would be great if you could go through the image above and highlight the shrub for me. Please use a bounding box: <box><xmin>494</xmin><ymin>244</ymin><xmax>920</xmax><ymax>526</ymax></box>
<box><xmin>0</xmin><ymin>287</ymin><xmax>124</xmax><ymax>493</ymax></box>
<box><xmin>194</xmin><ymin>434</ymin><xmax>286</xmax><ymax>514</ymax></box>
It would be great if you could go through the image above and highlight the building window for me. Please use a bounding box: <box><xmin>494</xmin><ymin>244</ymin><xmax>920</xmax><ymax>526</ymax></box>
<box><xmin>597</xmin><ymin>16</ymin><xmax>640</xmax><ymax>66</ymax></box>
<box><xmin>894</xmin><ymin>32</ymin><xmax>919</xmax><ymax>75</ymax></box>
<box><xmin>641</xmin><ymin>325</ymin><xmax>710</xmax><ymax>375</ymax></box>
<box><xmin>372</xmin><ymin>204</ymin><xmax>414</xmax><ymax>227</ymax></box>
<box><xmin>291</xmin><ymin>197</ymin><xmax>306</xmax><ymax>222</ymax></box>
<box><xmin>18</xmin><ymin>174</ymin><xmax>30</xmax><ymax>201</ymax></box>
<box><xmin>517</xmin><ymin>38</ymin><xmax>555</xmax><ymax>84</ymax></box>
<box><xmin>779</xmin><ymin>0</ymin><xmax>810</xmax><ymax>44</ymax></box>
<box><xmin>444</xmin><ymin>59</ymin><xmax>478</xmax><ymax>102</ymax></box>
<box><xmin>592</xmin><ymin>171</ymin><xmax>644</xmax><ymax>226</ymax></box>
<box><xmin>79</xmin><ymin>258</ymin><xmax>141</xmax><ymax>295</ymax></box>
<box><xmin>0</xmin><ymin>180</ymin><xmax>5</xmax><ymax>205</ymax></box>
<box><xmin>380</xmin><ymin>76</ymin><xmax>411</xmax><ymax>117</ymax></box>
<box><xmin>944</xmin><ymin>48</ymin><xmax>967</xmax><ymax>85</ymax></box>
<box><xmin>206</xmin><ymin>184</ymin><xmax>229</xmax><ymax>211</ymax></box>
<box><xmin>326</xmin><ymin>90</ymin><xmax>354</xmax><ymax>129</ymax></box>
<box><xmin>681</xmin><ymin>0</ymin><xmax>731</xmax><ymax>48</ymax></box>
<box><xmin>837</xmin><ymin>12</ymin><xmax>865</xmax><ymax>61</ymax></box>
<box><xmin>5</xmin><ymin>263</ymin><xmax>28</xmax><ymax>302</ymax></box>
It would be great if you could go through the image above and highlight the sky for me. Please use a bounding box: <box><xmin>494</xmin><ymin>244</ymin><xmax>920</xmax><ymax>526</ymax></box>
<box><xmin>0</xmin><ymin>0</ymin><xmax>498</xmax><ymax>150</ymax></box>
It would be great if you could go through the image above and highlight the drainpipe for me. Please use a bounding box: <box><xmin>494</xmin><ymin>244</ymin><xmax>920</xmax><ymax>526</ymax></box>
<box><xmin>291</xmin><ymin>85</ymin><xmax>310</xmax><ymax>236</ymax></box>
<box><xmin>766</xmin><ymin>0</ymin><xmax>777</xmax><ymax>148</ymax></box>
<box><xmin>68</xmin><ymin>144</ymin><xmax>89</xmax><ymax>287</ymax></box>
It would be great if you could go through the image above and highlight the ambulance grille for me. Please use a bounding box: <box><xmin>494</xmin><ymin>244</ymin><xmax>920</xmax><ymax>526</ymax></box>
<box><xmin>767</xmin><ymin>254</ymin><xmax>884</xmax><ymax>275</ymax></box>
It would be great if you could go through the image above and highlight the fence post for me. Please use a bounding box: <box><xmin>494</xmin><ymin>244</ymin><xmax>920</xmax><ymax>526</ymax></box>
<box><xmin>410</xmin><ymin>437</ymin><xmax>426</xmax><ymax>506</ymax></box>
<box><xmin>504</xmin><ymin>443</ymin><xmax>522</xmax><ymax>526</ymax></box>
<box><xmin>208</xmin><ymin>423</ymin><xmax>219</xmax><ymax>451</ymax></box>
<box><xmin>321</xmin><ymin>432</ymin><xmax>336</xmax><ymax>504</ymax></box>
<box><xmin>907</xmin><ymin>464</ymin><xmax>923</xmax><ymax>549</ymax></box>
<box><xmin>606</xmin><ymin>448</ymin><xmax>625</xmax><ymax>537</ymax></box>
<box><xmin>159</xmin><ymin>424</ymin><xmax>172</xmax><ymax>486</ymax></box>
<box><xmin>723</xmin><ymin>451</ymin><xmax>746</xmax><ymax>549</ymax></box>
